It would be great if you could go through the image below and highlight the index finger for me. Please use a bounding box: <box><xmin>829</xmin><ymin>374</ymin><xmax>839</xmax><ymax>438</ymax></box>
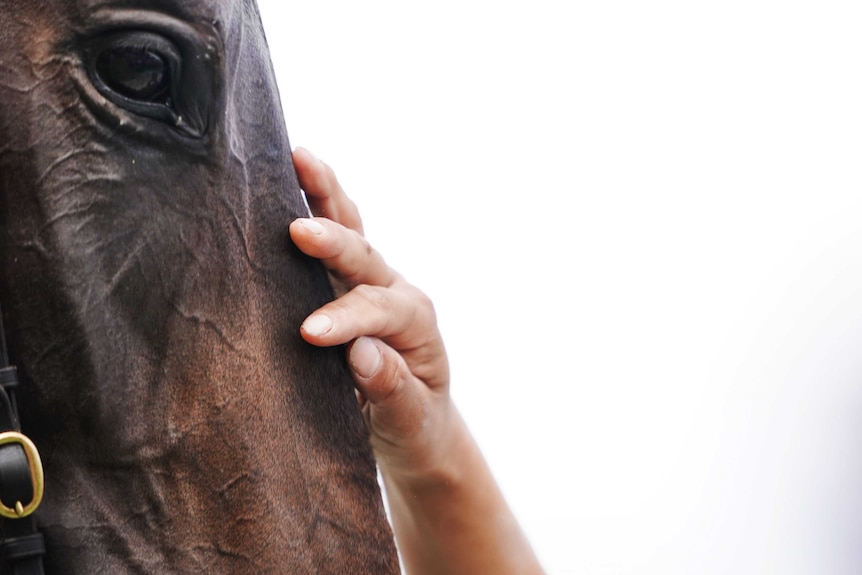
<box><xmin>290</xmin><ymin>217</ymin><xmax>399</xmax><ymax>289</ymax></box>
<box><xmin>292</xmin><ymin>147</ymin><xmax>364</xmax><ymax>235</ymax></box>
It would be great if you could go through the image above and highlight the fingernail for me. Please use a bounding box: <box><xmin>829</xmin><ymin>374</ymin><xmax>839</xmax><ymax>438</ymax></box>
<box><xmin>297</xmin><ymin>218</ymin><xmax>324</xmax><ymax>235</ymax></box>
<box><xmin>350</xmin><ymin>337</ymin><xmax>382</xmax><ymax>379</ymax></box>
<box><xmin>302</xmin><ymin>314</ymin><xmax>332</xmax><ymax>337</ymax></box>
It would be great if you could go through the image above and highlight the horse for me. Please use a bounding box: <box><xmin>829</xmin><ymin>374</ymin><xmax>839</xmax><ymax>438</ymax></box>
<box><xmin>0</xmin><ymin>0</ymin><xmax>400</xmax><ymax>572</ymax></box>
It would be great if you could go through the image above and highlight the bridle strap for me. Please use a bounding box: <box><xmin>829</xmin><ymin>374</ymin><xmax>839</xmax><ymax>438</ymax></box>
<box><xmin>0</xmin><ymin>308</ymin><xmax>45</xmax><ymax>575</ymax></box>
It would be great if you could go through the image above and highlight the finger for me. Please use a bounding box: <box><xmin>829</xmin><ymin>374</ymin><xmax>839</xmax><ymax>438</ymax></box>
<box><xmin>347</xmin><ymin>337</ymin><xmax>430</xmax><ymax>439</ymax></box>
<box><xmin>301</xmin><ymin>284</ymin><xmax>449</xmax><ymax>390</ymax></box>
<box><xmin>289</xmin><ymin>217</ymin><xmax>398</xmax><ymax>289</ymax></box>
<box><xmin>292</xmin><ymin>147</ymin><xmax>364</xmax><ymax>234</ymax></box>
<box><xmin>300</xmin><ymin>283</ymin><xmax>431</xmax><ymax>346</ymax></box>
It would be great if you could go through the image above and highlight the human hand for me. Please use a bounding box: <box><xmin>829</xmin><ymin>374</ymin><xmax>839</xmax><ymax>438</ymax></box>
<box><xmin>288</xmin><ymin>148</ymin><xmax>456</xmax><ymax>483</ymax></box>
<box><xmin>289</xmin><ymin>149</ymin><xmax>545</xmax><ymax>575</ymax></box>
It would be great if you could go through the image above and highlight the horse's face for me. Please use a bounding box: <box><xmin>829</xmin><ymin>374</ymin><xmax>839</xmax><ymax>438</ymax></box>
<box><xmin>0</xmin><ymin>1</ymin><xmax>398</xmax><ymax>572</ymax></box>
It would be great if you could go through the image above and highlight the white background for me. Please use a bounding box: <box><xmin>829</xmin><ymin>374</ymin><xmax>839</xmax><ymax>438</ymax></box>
<box><xmin>257</xmin><ymin>2</ymin><xmax>862</xmax><ymax>573</ymax></box>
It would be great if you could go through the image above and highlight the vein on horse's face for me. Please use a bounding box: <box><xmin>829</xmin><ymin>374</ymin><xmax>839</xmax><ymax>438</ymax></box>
<box><xmin>165</xmin><ymin>299</ymin><xmax>253</xmax><ymax>363</ymax></box>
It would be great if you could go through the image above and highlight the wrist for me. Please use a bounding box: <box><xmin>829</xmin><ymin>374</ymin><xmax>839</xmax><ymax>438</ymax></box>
<box><xmin>376</xmin><ymin>402</ymin><xmax>476</xmax><ymax>495</ymax></box>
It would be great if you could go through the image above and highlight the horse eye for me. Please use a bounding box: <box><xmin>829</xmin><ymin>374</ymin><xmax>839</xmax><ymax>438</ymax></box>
<box><xmin>95</xmin><ymin>46</ymin><xmax>171</xmax><ymax>104</ymax></box>
<box><xmin>86</xmin><ymin>31</ymin><xmax>203</xmax><ymax>137</ymax></box>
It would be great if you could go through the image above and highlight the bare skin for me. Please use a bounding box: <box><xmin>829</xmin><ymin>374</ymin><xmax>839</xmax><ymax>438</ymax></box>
<box><xmin>289</xmin><ymin>147</ymin><xmax>546</xmax><ymax>575</ymax></box>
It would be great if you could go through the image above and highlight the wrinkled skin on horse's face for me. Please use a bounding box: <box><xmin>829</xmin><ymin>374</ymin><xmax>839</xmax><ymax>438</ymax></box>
<box><xmin>0</xmin><ymin>1</ymin><xmax>399</xmax><ymax>572</ymax></box>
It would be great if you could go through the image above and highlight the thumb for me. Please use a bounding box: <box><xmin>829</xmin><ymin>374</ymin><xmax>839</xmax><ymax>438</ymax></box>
<box><xmin>347</xmin><ymin>337</ymin><xmax>428</xmax><ymax>439</ymax></box>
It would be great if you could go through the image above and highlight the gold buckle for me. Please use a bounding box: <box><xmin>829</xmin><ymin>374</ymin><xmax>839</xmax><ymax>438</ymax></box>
<box><xmin>0</xmin><ymin>432</ymin><xmax>44</xmax><ymax>519</ymax></box>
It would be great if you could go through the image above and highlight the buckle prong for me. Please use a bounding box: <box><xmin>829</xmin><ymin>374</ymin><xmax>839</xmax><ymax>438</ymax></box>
<box><xmin>0</xmin><ymin>432</ymin><xmax>44</xmax><ymax>519</ymax></box>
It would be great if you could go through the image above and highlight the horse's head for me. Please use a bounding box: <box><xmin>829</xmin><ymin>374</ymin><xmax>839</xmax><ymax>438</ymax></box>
<box><xmin>0</xmin><ymin>1</ymin><xmax>398</xmax><ymax>572</ymax></box>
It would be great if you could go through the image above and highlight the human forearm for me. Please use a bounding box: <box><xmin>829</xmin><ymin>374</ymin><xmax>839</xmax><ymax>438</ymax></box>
<box><xmin>381</xmin><ymin>405</ymin><xmax>545</xmax><ymax>575</ymax></box>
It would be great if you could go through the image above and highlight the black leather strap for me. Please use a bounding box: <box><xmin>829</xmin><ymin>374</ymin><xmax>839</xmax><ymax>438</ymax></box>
<box><xmin>1</xmin><ymin>522</ymin><xmax>44</xmax><ymax>575</ymax></box>
<box><xmin>0</xmin><ymin>445</ymin><xmax>32</xmax><ymax>514</ymax></box>
<box><xmin>0</xmin><ymin>370</ymin><xmax>17</xmax><ymax>390</ymax></box>
<box><xmin>0</xmin><ymin>311</ymin><xmax>45</xmax><ymax>575</ymax></box>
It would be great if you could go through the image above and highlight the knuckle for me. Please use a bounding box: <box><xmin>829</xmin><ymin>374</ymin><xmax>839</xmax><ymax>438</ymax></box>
<box><xmin>322</xmin><ymin>163</ymin><xmax>340</xmax><ymax>189</ymax></box>
<box><xmin>346</xmin><ymin>230</ymin><xmax>374</xmax><ymax>263</ymax></box>
<box><xmin>409</xmin><ymin>285</ymin><xmax>437</xmax><ymax>323</ymax></box>
<box><xmin>352</xmin><ymin>284</ymin><xmax>389</xmax><ymax>309</ymax></box>
<box><xmin>358</xmin><ymin>234</ymin><xmax>374</xmax><ymax>258</ymax></box>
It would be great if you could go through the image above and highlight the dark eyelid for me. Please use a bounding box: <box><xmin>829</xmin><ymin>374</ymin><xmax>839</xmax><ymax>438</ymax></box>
<box><xmin>86</xmin><ymin>31</ymin><xmax>200</xmax><ymax>135</ymax></box>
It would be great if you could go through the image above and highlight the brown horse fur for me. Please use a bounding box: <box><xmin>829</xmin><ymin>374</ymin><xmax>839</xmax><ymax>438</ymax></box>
<box><xmin>0</xmin><ymin>1</ymin><xmax>400</xmax><ymax>572</ymax></box>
